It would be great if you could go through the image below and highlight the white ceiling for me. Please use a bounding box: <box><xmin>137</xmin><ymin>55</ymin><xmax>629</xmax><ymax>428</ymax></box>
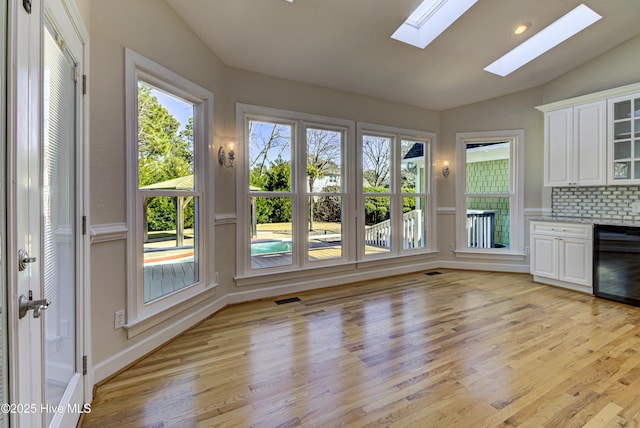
<box><xmin>165</xmin><ymin>0</ymin><xmax>640</xmax><ymax>111</ymax></box>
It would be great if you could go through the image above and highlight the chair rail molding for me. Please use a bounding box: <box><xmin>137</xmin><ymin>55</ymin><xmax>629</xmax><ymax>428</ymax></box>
<box><xmin>90</xmin><ymin>223</ymin><xmax>128</xmax><ymax>244</ymax></box>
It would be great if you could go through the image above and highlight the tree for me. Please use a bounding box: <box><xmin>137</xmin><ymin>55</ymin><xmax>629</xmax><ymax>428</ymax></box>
<box><xmin>362</xmin><ymin>136</ymin><xmax>391</xmax><ymax>188</ymax></box>
<box><xmin>137</xmin><ymin>83</ymin><xmax>194</xmax><ymax>236</ymax></box>
<box><xmin>307</xmin><ymin>128</ymin><xmax>341</xmax><ymax>231</ymax></box>
<box><xmin>137</xmin><ymin>84</ymin><xmax>192</xmax><ymax>187</ymax></box>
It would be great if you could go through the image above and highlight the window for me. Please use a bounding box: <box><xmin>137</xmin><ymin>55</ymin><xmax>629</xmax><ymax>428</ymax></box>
<box><xmin>238</xmin><ymin>106</ymin><xmax>436</xmax><ymax>278</ymax></box>
<box><xmin>359</xmin><ymin>124</ymin><xmax>434</xmax><ymax>259</ymax></box>
<box><xmin>126</xmin><ymin>49</ymin><xmax>214</xmax><ymax>326</ymax></box>
<box><xmin>241</xmin><ymin>106</ymin><xmax>353</xmax><ymax>274</ymax></box>
<box><xmin>455</xmin><ymin>130</ymin><xmax>524</xmax><ymax>257</ymax></box>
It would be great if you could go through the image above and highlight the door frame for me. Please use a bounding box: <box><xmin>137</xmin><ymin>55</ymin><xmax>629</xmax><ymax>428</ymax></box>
<box><xmin>6</xmin><ymin>0</ymin><xmax>91</xmax><ymax>424</ymax></box>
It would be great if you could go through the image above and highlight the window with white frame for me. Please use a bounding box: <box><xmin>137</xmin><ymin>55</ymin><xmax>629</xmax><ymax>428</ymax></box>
<box><xmin>358</xmin><ymin>124</ymin><xmax>434</xmax><ymax>259</ymax></box>
<box><xmin>126</xmin><ymin>49</ymin><xmax>214</xmax><ymax>325</ymax></box>
<box><xmin>455</xmin><ymin>130</ymin><xmax>524</xmax><ymax>256</ymax></box>
<box><xmin>238</xmin><ymin>106</ymin><xmax>436</xmax><ymax>277</ymax></box>
<box><xmin>240</xmin><ymin>106</ymin><xmax>353</xmax><ymax>274</ymax></box>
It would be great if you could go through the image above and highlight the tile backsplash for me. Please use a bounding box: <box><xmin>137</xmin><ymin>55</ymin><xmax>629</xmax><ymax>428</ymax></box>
<box><xmin>552</xmin><ymin>186</ymin><xmax>640</xmax><ymax>220</ymax></box>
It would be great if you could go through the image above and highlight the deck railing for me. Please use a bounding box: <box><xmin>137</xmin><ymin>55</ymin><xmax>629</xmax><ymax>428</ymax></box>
<box><xmin>466</xmin><ymin>210</ymin><xmax>497</xmax><ymax>248</ymax></box>
<box><xmin>364</xmin><ymin>209</ymin><xmax>423</xmax><ymax>249</ymax></box>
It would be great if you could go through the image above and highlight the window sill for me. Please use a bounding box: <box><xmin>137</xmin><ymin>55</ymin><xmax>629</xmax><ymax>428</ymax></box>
<box><xmin>124</xmin><ymin>281</ymin><xmax>218</xmax><ymax>338</ymax></box>
<box><xmin>235</xmin><ymin>251</ymin><xmax>439</xmax><ymax>288</ymax></box>
<box><xmin>453</xmin><ymin>249</ymin><xmax>527</xmax><ymax>261</ymax></box>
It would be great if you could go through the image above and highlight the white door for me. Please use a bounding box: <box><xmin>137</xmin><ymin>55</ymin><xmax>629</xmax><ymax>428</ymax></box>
<box><xmin>10</xmin><ymin>0</ymin><xmax>87</xmax><ymax>426</ymax></box>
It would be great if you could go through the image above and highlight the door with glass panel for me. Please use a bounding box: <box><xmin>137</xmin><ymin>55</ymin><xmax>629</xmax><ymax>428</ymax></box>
<box><xmin>12</xmin><ymin>0</ymin><xmax>86</xmax><ymax>426</ymax></box>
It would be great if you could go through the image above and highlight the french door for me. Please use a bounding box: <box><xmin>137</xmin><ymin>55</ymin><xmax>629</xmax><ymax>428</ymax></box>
<box><xmin>9</xmin><ymin>0</ymin><xmax>88</xmax><ymax>426</ymax></box>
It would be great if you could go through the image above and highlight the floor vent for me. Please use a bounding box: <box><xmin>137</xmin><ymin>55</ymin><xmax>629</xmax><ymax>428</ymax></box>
<box><xmin>275</xmin><ymin>297</ymin><xmax>301</xmax><ymax>305</ymax></box>
<box><xmin>425</xmin><ymin>271</ymin><xmax>443</xmax><ymax>276</ymax></box>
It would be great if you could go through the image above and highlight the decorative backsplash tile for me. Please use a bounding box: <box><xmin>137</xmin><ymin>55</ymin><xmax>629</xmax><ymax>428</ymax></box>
<box><xmin>552</xmin><ymin>186</ymin><xmax>640</xmax><ymax>220</ymax></box>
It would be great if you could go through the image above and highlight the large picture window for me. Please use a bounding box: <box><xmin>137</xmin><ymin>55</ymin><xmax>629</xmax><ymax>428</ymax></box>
<box><xmin>237</xmin><ymin>105</ymin><xmax>436</xmax><ymax>278</ymax></box>
<box><xmin>126</xmin><ymin>49</ymin><xmax>214</xmax><ymax>326</ymax></box>
<box><xmin>455</xmin><ymin>130</ymin><xmax>524</xmax><ymax>257</ymax></box>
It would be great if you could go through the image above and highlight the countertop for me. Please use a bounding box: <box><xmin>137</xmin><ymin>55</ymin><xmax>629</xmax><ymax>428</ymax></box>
<box><xmin>531</xmin><ymin>216</ymin><xmax>640</xmax><ymax>228</ymax></box>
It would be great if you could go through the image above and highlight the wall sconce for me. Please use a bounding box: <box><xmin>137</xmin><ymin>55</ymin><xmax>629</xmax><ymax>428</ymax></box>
<box><xmin>442</xmin><ymin>161</ymin><xmax>450</xmax><ymax>177</ymax></box>
<box><xmin>218</xmin><ymin>144</ymin><xmax>235</xmax><ymax>168</ymax></box>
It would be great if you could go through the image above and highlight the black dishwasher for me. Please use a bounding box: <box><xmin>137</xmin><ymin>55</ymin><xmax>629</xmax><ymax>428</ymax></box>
<box><xmin>594</xmin><ymin>224</ymin><xmax>640</xmax><ymax>307</ymax></box>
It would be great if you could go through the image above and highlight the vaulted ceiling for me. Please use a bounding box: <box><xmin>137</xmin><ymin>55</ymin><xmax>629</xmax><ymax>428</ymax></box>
<box><xmin>166</xmin><ymin>0</ymin><xmax>640</xmax><ymax>111</ymax></box>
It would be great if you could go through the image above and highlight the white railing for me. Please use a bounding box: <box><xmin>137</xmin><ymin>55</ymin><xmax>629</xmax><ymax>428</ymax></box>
<box><xmin>365</xmin><ymin>209</ymin><xmax>422</xmax><ymax>249</ymax></box>
<box><xmin>466</xmin><ymin>210</ymin><xmax>498</xmax><ymax>248</ymax></box>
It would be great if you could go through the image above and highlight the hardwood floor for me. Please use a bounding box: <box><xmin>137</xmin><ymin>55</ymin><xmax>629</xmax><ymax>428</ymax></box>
<box><xmin>82</xmin><ymin>270</ymin><xmax>640</xmax><ymax>427</ymax></box>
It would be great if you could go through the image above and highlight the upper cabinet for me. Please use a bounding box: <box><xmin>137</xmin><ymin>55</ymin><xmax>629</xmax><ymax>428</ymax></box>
<box><xmin>537</xmin><ymin>82</ymin><xmax>640</xmax><ymax>187</ymax></box>
<box><xmin>542</xmin><ymin>101</ymin><xmax>606</xmax><ymax>187</ymax></box>
<box><xmin>608</xmin><ymin>93</ymin><xmax>640</xmax><ymax>184</ymax></box>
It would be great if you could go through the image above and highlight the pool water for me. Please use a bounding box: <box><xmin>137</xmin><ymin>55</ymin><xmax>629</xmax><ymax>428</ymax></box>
<box><xmin>251</xmin><ymin>240</ymin><xmax>293</xmax><ymax>255</ymax></box>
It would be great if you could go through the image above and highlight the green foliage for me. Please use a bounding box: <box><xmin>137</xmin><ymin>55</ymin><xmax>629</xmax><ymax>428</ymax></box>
<box><xmin>138</xmin><ymin>83</ymin><xmax>194</xmax><ymax>232</ymax></box>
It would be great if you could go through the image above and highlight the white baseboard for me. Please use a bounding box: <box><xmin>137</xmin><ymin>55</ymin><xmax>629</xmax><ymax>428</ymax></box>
<box><xmin>437</xmin><ymin>260</ymin><xmax>530</xmax><ymax>273</ymax></box>
<box><xmin>92</xmin><ymin>294</ymin><xmax>228</xmax><ymax>384</ymax></box>
<box><xmin>227</xmin><ymin>260</ymin><xmax>440</xmax><ymax>304</ymax></box>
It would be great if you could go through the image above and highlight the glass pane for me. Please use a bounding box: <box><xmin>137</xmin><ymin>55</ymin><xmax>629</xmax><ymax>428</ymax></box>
<box><xmin>364</xmin><ymin>196</ymin><xmax>391</xmax><ymax>255</ymax></box>
<box><xmin>249</xmin><ymin>120</ymin><xmax>293</xmax><ymax>192</ymax></box>
<box><xmin>306</xmin><ymin>128</ymin><xmax>342</xmax><ymax>193</ymax></box>
<box><xmin>403</xmin><ymin>197</ymin><xmax>427</xmax><ymax>250</ymax></box>
<box><xmin>401</xmin><ymin>140</ymin><xmax>426</xmax><ymax>193</ymax></box>
<box><xmin>43</xmin><ymin>22</ymin><xmax>77</xmax><ymax>424</ymax></box>
<box><xmin>635</xmin><ymin>162</ymin><xmax>640</xmax><ymax>181</ymax></box>
<box><xmin>614</xmin><ymin>162</ymin><xmax>631</xmax><ymax>180</ymax></box>
<box><xmin>362</xmin><ymin>135</ymin><xmax>391</xmax><ymax>192</ymax></box>
<box><xmin>635</xmin><ymin>99</ymin><xmax>640</xmax><ymax>117</ymax></box>
<box><xmin>614</xmin><ymin>141</ymin><xmax>631</xmax><ymax>160</ymax></box>
<box><xmin>143</xmin><ymin>196</ymin><xmax>199</xmax><ymax>303</ymax></box>
<box><xmin>635</xmin><ymin>141</ymin><xmax>640</xmax><ymax>159</ymax></box>
<box><xmin>308</xmin><ymin>196</ymin><xmax>343</xmax><ymax>261</ymax></box>
<box><xmin>635</xmin><ymin>119</ymin><xmax>640</xmax><ymax>138</ymax></box>
<box><xmin>251</xmin><ymin>196</ymin><xmax>293</xmax><ymax>269</ymax></box>
<box><xmin>466</xmin><ymin>197</ymin><xmax>510</xmax><ymax>249</ymax></box>
<box><xmin>466</xmin><ymin>142</ymin><xmax>510</xmax><ymax>194</ymax></box>
<box><xmin>615</xmin><ymin>100</ymin><xmax>631</xmax><ymax>120</ymax></box>
<box><xmin>614</xmin><ymin>121</ymin><xmax>631</xmax><ymax>140</ymax></box>
<box><xmin>137</xmin><ymin>81</ymin><xmax>195</xmax><ymax>190</ymax></box>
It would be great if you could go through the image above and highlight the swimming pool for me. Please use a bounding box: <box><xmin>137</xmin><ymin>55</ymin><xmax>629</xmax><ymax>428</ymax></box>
<box><xmin>251</xmin><ymin>240</ymin><xmax>293</xmax><ymax>255</ymax></box>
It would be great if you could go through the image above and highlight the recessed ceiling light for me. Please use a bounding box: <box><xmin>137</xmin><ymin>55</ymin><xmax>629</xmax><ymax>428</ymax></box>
<box><xmin>485</xmin><ymin>4</ymin><xmax>602</xmax><ymax>77</ymax></box>
<box><xmin>391</xmin><ymin>0</ymin><xmax>478</xmax><ymax>49</ymax></box>
<box><xmin>514</xmin><ymin>22</ymin><xmax>531</xmax><ymax>35</ymax></box>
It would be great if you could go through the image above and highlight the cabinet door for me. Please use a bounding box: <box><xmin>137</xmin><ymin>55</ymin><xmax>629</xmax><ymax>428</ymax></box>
<box><xmin>574</xmin><ymin>101</ymin><xmax>606</xmax><ymax>185</ymax></box>
<box><xmin>608</xmin><ymin>93</ymin><xmax>640</xmax><ymax>184</ymax></box>
<box><xmin>544</xmin><ymin>108</ymin><xmax>573</xmax><ymax>186</ymax></box>
<box><xmin>558</xmin><ymin>238</ymin><xmax>592</xmax><ymax>287</ymax></box>
<box><xmin>531</xmin><ymin>235</ymin><xmax>558</xmax><ymax>279</ymax></box>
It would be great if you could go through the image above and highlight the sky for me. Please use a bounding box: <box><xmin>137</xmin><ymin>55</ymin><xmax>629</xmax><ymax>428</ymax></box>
<box><xmin>151</xmin><ymin>88</ymin><xmax>193</xmax><ymax>133</ymax></box>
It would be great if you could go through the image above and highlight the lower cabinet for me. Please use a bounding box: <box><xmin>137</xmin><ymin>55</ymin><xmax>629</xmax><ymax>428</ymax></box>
<box><xmin>530</xmin><ymin>221</ymin><xmax>593</xmax><ymax>294</ymax></box>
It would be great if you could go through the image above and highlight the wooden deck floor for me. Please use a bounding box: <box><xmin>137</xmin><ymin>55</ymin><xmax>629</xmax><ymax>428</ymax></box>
<box><xmin>82</xmin><ymin>270</ymin><xmax>640</xmax><ymax>427</ymax></box>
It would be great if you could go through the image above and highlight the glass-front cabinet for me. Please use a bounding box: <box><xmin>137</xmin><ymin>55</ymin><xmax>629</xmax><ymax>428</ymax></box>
<box><xmin>609</xmin><ymin>93</ymin><xmax>640</xmax><ymax>183</ymax></box>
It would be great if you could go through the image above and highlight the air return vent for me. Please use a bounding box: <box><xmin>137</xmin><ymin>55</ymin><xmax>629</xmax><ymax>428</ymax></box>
<box><xmin>275</xmin><ymin>297</ymin><xmax>301</xmax><ymax>305</ymax></box>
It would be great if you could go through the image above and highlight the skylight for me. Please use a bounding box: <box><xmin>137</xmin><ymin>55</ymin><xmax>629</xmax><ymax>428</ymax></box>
<box><xmin>391</xmin><ymin>0</ymin><xmax>478</xmax><ymax>49</ymax></box>
<box><xmin>484</xmin><ymin>4</ymin><xmax>602</xmax><ymax>77</ymax></box>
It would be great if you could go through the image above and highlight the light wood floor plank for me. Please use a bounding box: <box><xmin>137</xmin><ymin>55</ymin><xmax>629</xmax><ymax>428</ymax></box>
<box><xmin>82</xmin><ymin>270</ymin><xmax>640</xmax><ymax>427</ymax></box>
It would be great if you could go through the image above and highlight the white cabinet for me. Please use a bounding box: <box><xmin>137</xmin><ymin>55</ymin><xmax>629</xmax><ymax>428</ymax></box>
<box><xmin>543</xmin><ymin>101</ymin><xmax>606</xmax><ymax>187</ymax></box>
<box><xmin>530</xmin><ymin>221</ymin><xmax>593</xmax><ymax>293</ymax></box>
<box><xmin>608</xmin><ymin>92</ymin><xmax>640</xmax><ymax>183</ymax></box>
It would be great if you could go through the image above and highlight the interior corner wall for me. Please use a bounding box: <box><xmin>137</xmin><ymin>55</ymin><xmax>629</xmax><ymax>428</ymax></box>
<box><xmin>88</xmin><ymin>0</ymin><xmax>440</xmax><ymax>383</ymax></box>
<box><xmin>541</xmin><ymin>34</ymin><xmax>640</xmax><ymax>104</ymax></box>
<box><xmin>89</xmin><ymin>0</ymin><xmax>229</xmax><ymax>371</ymax></box>
<box><xmin>437</xmin><ymin>88</ymin><xmax>545</xmax><ymax>265</ymax></box>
